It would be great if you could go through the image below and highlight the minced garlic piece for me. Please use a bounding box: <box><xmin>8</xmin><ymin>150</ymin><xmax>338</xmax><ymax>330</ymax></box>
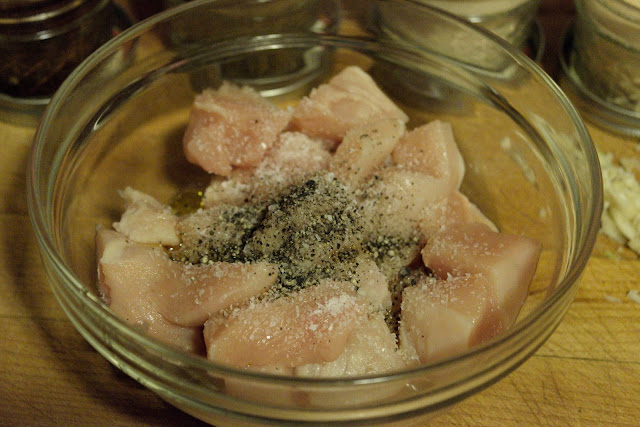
<box><xmin>599</xmin><ymin>150</ymin><xmax>640</xmax><ymax>254</ymax></box>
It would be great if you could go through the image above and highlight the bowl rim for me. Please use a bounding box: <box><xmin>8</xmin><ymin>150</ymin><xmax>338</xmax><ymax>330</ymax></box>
<box><xmin>27</xmin><ymin>0</ymin><xmax>602</xmax><ymax>391</ymax></box>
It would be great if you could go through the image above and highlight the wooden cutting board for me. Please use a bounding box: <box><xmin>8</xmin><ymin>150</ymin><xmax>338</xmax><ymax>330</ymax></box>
<box><xmin>0</xmin><ymin>3</ymin><xmax>638</xmax><ymax>425</ymax></box>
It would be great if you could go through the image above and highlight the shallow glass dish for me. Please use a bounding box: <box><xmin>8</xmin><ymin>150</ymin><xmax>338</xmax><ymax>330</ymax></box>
<box><xmin>27</xmin><ymin>0</ymin><xmax>601</xmax><ymax>424</ymax></box>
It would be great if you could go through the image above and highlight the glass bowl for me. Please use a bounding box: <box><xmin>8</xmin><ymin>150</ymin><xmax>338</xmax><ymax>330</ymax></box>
<box><xmin>27</xmin><ymin>0</ymin><xmax>601</xmax><ymax>424</ymax></box>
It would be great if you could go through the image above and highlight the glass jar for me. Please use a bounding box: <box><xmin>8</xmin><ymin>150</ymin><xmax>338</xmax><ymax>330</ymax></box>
<box><xmin>560</xmin><ymin>0</ymin><xmax>640</xmax><ymax>136</ymax></box>
<box><xmin>0</xmin><ymin>0</ymin><xmax>132</xmax><ymax>125</ymax></box>
<box><xmin>414</xmin><ymin>0</ymin><xmax>541</xmax><ymax>48</ymax></box>
<box><xmin>574</xmin><ymin>0</ymin><xmax>640</xmax><ymax>111</ymax></box>
<box><xmin>376</xmin><ymin>0</ymin><xmax>542</xmax><ymax>69</ymax></box>
<box><xmin>0</xmin><ymin>0</ymin><xmax>113</xmax><ymax>98</ymax></box>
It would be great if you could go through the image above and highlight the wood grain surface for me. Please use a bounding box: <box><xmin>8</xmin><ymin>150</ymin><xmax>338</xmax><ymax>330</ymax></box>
<box><xmin>1</xmin><ymin>3</ymin><xmax>639</xmax><ymax>426</ymax></box>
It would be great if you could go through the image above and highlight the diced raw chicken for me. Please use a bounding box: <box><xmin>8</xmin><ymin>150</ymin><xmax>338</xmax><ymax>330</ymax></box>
<box><xmin>100</xmin><ymin>67</ymin><xmax>545</xmax><ymax>376</ymax></box>
<box><xmin>182</xmin><ymin>83</ymin><xmax>292</xmax><ymax>176</ymax></box>
<box><xmin>98</xmin><ymin>228</ymin><xmax>277</xmax><ymax>330</ymax></box>
<box><xmin>228</xmin><ymin>314</ymin><xmax>409</xmax><ymax>405</ymax></box>
<box><xmin>392</xmin><ymin>120</ymin><xmax>465</xmax><ymax>193</ymax></box>
<box><xmin>243</xmin><ymin>174</ymin><xmax>363</xmax><ymax>280</ymax></box>
<box><xmin>203</xmin><ymin>174</ymin><xmax>252</xmax><ymax>207</ymax></box>
<box><xmin>360</xmin><ymin>167</ymin><xmax>450</xmax><ymax>238</ymax></box>
<box><xmin>202</xmin><ymin>131</ymin><xmax>331</xmax><ymax>207</ymax></box>
<box><xmin>330</xmin><ymin>118</ymin><xmax>405</xmax><ymax>186</ymax></box>
<box><xmin>171</xmin><ymin>203</ymin><xmax>262</xmax><ymax>264</ymax></box>
<box><xmin>112</xmin><ymin>187</ymin><xmax>180</xmax><ymax>246</ymax></box>
<box><xmin>399</xmin><ymin>274</ymin><xmax>504</xmax><ymax>363</ymax></box>
<box><xmin>295</xmin><ymin>312</ymin><xmax>406</xmax><ymax>377</ymax></box>
<box><xmin>249</xmin><ymin>131</ymin><xmax>332</xmax><ymax>201</ymax></box>
<box><xmin>96</xmin><ymin>229</ymin><xmax>204</xmax><ymax>354</ymax></box>
<box><xmin>154</xmin><ymin>261</ymin><xmax>278</xmax><ymax>327</ymax></box>
<box><xmin>203</xmin><ymin>281</ymin><xmax>368</xmax><ymax>369</ymax></box>
<box><xmin>352</xmin><ymin>257</ymin><xmax>392</xmax><ymax>312</ymax></box>
<box><xmin>421</xmin><ymin>222</ymin><xmax>541</xmax><ymax>326</ymax></box>
<box><xmin>418</xmin><ymin>190</ymin><xmax>497</xmax><ymax>238</ymax></box>
<box><xmin>289</xmin><ymin>66</ymin><xmax>409</xmax><ymax>147</ymax></box>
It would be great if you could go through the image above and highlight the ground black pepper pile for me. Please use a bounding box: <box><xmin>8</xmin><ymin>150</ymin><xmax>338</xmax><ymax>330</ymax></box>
<box><xmin>167</xmin><ymin>171</ymin><xmax>425</xmax><ymax>305</ymax></box>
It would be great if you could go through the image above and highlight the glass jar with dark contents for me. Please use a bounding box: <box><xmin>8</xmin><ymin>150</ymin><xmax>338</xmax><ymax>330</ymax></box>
<box><xmin>0</xmin><ymin>0</ymin><xmax>119</xmax><ymax>98</ymax></box>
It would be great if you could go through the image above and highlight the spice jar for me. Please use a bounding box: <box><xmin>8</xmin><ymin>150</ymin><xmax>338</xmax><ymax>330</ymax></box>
<box><xmin>413</xmin><ymin>0</ymin><xmax>541</xmax><ymax>49</ymax></box>
<box><xmin>376</xmin><ymin>0</ymin><xmax>543</xmax><ymax>69</ymax></box>
<box><xmin>0</xmin><ymin>0</ymin><xmax>132</xmax><ymax>124</ymax></box>
<box><xmin>574</xmin><ymin>0</ymin><xmax>640</xmax><ymax>111</ymax></box>
<box><xmin>560</xmin><ymin>0</ymin><xmax>640</xmax><ymax>136</ymax></box>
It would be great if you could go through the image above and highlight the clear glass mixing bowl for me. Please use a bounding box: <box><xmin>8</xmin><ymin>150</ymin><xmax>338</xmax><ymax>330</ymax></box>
<box><xmin>27</xmin><ymin>0</ymin><xmax>601</xmax><ymax>424</ymax></box>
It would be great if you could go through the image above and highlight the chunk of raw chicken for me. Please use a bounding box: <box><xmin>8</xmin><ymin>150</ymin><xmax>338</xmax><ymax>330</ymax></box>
<box><xmin>96</xmin><ymin>229</ymin><xmax>204</xmax><ymax>353</ymax></box>
<box><xmin>203</xmin><ymin>281</ymin><xmax>369</xmax><ymax>369</ymax></box>
<box><xmin>154</xmin><ymin>261</ymin><xmax>278</xmax><ymax>327</ymax></box>
<box><xmin>399</xmin><ymin>274</ymin><xmax>504</xmax><ymax>363</ymax></box>
<box><xmin>243</xmin><ymin>174</ymin><xmax>364</xmax><ymax>286</ymax></box>
<box><xmin>248</xmin><ymin>131</ymin><xmax>332</xmax><ymax>202</ymax></box>
<box><xmin>330</xmin><ymin>118</ymin><xmax>405</xmax><ymax>186</ymax></box>
<box><xmin>352</xmin><ymin>257</ymin><xmax>392</xmax><ymax>313</ymax></box>
<box><xmin>354</xmin><ymin>167</ymin><xmax>449</xmax><ymax>279</ymax></box>
<box><xmin>421</xmin><ymin>222</ymin><xmax>541</xmax><ymax>326</ymax></box>
<box><xmin>289</xmin><ymin>66</ymin><xmax>409</xmax><ymax>147</ymax></box>
<box><xmin>97</xmin><ymin>228</ymin><xmax>277</xmax><ymax>332</ymax></box>
<box><xmin>170</xmin><ymin>203</ymin><xmax>263</xmax><ymax>264</ymax></box>
<box><xmin>418</xmin><ymin>190</ymin><xmax>497</xmax><ymax>238</ymax></box>
<box><xmin>112</xmin><ymin>187</ymin><xmax>180</xmax><ymax>246</ymax></box>
<box><xmin>182</xmin><ymin>82</ymin><xmax>291</xmax><ymax>176</ymax></box>
<box><xmin>202</xmin><ymin>175</ymin><xmax>253</xmax><ymax>207</ymax></box>
<box><xmin>202</xmin><ymin>131</ymin><xmax>331</xmax><ymax>207</ymax></box>
<box><xmin>295</xmin><ymin>312</ymin><xmax>406</xmax><ymax>377</ymax></box>
<box><xmin>360</xmin><ymin>167</ymin><xmax>450</xmax><ymax>238</ymax></box>
<box><xmin>392</xmin><ymin>120</ymin><xmax>465</xmax><ymax>193</ymax></box>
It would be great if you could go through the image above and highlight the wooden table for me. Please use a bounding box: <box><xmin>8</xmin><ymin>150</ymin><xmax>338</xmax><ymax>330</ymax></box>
<box><xmin>1</xmin><ymin>4</ymin><xmax>639</xmax><ymax>426</ymax></box>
